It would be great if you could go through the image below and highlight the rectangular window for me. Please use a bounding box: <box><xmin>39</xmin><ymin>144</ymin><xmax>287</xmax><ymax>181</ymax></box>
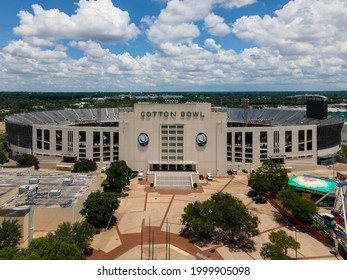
<box><xmin>260</xmin><ymin>131</ymin><xmax>267</xmax><ymax>160</ymax></box>
<box><xmin>37</xmin><ymin>129</ymin><xmax>42</xmax><ymax>149</ymax></box>
<box><xmin>307</xmin><ymin>130</ymin><xmax>312</xmax><ymax>151</ymax></box>
<box><xmin>161</xmin><ymin>124</ymin><xmax>184</xmax><ymax>162</ymax></box>
<box><xmin>68</xmin><ymin>131</ymin><xmax>73</xmax><ymax>152</ymax></box>
<box><xmin>93</xmin><ymin>132</ymin><xmax>100</xmax><ymax>145</ymax></box>
<box><xmin>113</xmin><ymin>132</ymin><xmax>119</xmax><ymax>144</ymax></box>
<box><xmin>227</xmin><ymin>132</ymin><xmax>232</xmax><ymax>162</ymax></box>
<box><xmin>273</xmin><ymin>131</ymin><xmax>279</xmax><ymax>153</ymax></box>
<box><xmin>56</xmin><ymin>130</ymin><xmax>62</xmax><ymax>151</ymax></box>
<box><xmin>285</xmin><ymin>131</ymin><xmax>292</xmax><ymax>153</ymax></box>
<box><xmin>299</xmin><ymin>130</ymin><xmax>305</xmax><ymax>151</ymax></box>
<box><xmin>227</xmin><ymin>132</ymin><xmax>232</xmax><ymax>145</ymax></box>
<box><xmin>44</xmin><ymin>129</ymin><xmax>50</xmax><ymax>150</ymax></box>
<box><xmin>235</xmin><ymin>132</ymin><xmax>242</xmax><ymax>146</ymax></box>
<box><xmin>298</xmin><ymin>130</ymin><xmax>305</xmax><ymax>143</ymax></box>
<box><xmin>103</xmin><ymin>132</ymin><xmax>110</xmax><ymax>146</ymax></box>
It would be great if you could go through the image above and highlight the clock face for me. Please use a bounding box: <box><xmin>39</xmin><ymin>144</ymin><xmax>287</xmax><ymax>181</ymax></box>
<box><xmin>138</xmin><ymin>133</ymin><xmax>149</xmax><ymax>146</ymax></box>
<box><xmin>196</xmin><ymin>132</ymin><xmax>207</xmax><ymax>147</ymax></box>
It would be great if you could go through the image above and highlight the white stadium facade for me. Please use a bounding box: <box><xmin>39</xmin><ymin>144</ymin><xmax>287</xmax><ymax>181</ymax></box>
<box><xmin>4</xmin><ymin>96</ymin><xmax>344</xmax><ymax>176</ymax></box>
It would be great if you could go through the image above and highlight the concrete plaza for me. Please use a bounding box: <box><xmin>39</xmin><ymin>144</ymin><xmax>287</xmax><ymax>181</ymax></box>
<box><xmin>88</xmin><ymin>164</ymin><xmax>345</xmax><ymax>260</ymax></box>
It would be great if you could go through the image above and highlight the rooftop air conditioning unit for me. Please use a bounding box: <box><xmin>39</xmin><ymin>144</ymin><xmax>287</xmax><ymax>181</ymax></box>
<box><xmin>63</xmin><ymin>178</ymin><xmax>73</xmax><ymax>186</ymax></box>
<box><xmin>49</xmin><ymin>190</ymin><xmax>61</xmax><ymax>198</ymax></box>
<box><xmin>29</xmin><ymin>178</ymin><xmax>40</xmax><ymax>184</ymax></box>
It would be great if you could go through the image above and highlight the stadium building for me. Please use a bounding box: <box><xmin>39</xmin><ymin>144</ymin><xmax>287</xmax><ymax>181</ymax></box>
<box><xmin>4</xmin><ymin>96</ymin><xmax>344</xmax><ymax>176</ymax></box>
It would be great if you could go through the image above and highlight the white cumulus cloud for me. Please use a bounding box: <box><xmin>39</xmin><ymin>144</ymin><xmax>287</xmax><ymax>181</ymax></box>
<box><xmin>1</xmin><ymin>0</ymin><xmax>347</xmax><ymax>91</ymax></box>
<box><xmin>204</xmin><ymin>13</ymin><xmax>231</xmax><ymax>36</ymax></box>
<box><xmin>146</xmin><ymin>0</ymin><xmax>256</xmax><ymax>46</ymax></box>
<box><xmin>14</xmin><ymin>0</ymin><xmax>140</xmax><ymax>43</ymax></box>
<box><xmin>204</xmin><ymin>38</ymin><xmax>222</xmax><ymax>50</ymax></box>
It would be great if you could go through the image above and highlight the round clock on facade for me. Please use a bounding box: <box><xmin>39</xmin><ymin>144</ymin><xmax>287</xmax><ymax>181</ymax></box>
<box><xmin>138</xmin><ymin>133</ymin><xmax>149</xmax><ymax>146</ymax></box>
<box><xmin>196</xmin><ymin>132</ymin><xmax>207</xmax><ymax>147</ymax></box>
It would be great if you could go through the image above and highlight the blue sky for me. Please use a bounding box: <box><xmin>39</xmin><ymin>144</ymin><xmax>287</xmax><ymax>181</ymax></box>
<box><xmin>0</xmin><ymin>0</ymin><xmax>346</xmax><ymax>92</ymax></box>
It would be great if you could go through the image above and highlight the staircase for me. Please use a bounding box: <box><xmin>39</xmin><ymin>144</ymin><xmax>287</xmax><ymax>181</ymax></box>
<box><xmin>155</xmin><ymin>172</ymin><xmax>193</xmax><ymax>190</ymax></box>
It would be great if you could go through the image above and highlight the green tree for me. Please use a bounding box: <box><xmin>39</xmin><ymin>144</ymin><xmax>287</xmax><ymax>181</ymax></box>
<box><xmin>0</xmin><ymin>246</ymin><xmax>17</xmax><ymax>260</ymax></box>
<box><xmin>16</xmin><ymin>234</ymin><xmax>84</xmax><ymax>260</ymax></box>
<box><xmin>260</xmin><ymin>230</ymin><xmax>300</xmax><ymax>260</ymax></box>
<box><xmin>0</xmin><ymin>150</ymin><xmax>7</xmax><ymax>165</ymax></box>
<box><xmin>16</xmin><ymin>153</ymin><xmax>40</xmax><ymax>169</ymax></box>
<box><xmin>260</xmin><ymin>243</ymin><xmax>290</xmax><ymax>260</ymax></box>
<box><xmin>338</xmin><ymin>144</ymin><xmax>347</xmax><ymax>158</ymax></box>
<box><xmin>72</xmin><ymin>159</ymin><xmax>97</xmax><ymax>173</ymax></box>
<box><xmin>105</xmin><ymin>160</ymin><xmax>132</xmax><ymax>192</ymax></box>
<box><xmin>80</xmin><ymin>191</ymin><xmax>120</xmax><ymax>228</ymax></box>
<box><xmin>54</xmin><ymin>221</ymin><xmax>95</xmax><ymax>250</ymax></box>
<box><xmin>181</xmin><ymin>193</ymin><xmax>259</xmax><ymax>242</ymax></box>
<box><xmin>210</xmin><ymin>192</ymin><xmax>260</xmax><ymax>241</ymax></box>
<box><xmin>248</xmin><ymin>159</ymin><xmax>288</xmax><ymax>194</ymax></box>
<box><xmin>181</xmin><ymin>201</ymin><xmax>215</xmax><ymax>235</ymax></box>
<box><xmin>277</xmin><ymin>189</ymin><xmax>318</xmax><ymax>224</ymax></box>
<box><xmin>277</xmin><ymin>189</ymin><xmax>300</xmax><ymax>210</ymax></box>
<box><xmin>0</xmin><ymin>219</ymin><xmax>22</xmax><ymax>250</ymax></box>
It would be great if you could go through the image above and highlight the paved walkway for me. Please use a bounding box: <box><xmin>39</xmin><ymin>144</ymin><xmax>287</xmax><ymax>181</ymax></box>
<box><xmin>88</xmin><ymin>170</ymin><xmax>342</xmax><ymax>260</ymax></box>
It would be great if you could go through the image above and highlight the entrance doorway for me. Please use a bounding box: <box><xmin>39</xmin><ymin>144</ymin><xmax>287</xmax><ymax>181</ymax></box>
<box><xmin>149</xmin><ymin>162</ymin><xmax>196</xmax><ymax>172</ymax></box>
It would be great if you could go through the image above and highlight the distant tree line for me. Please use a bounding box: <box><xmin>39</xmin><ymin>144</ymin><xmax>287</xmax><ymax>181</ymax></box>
<box><xmin>0</xmin><ymin>91</ymin><xmax>346</xmax><ymax>121</ymax></box>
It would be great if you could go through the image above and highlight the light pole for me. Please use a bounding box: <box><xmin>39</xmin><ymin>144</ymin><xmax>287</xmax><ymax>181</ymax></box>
<box><xmin>293</xmin><ymin>226</ymin><xmax>298</xmax><ymax>260</ymax></box>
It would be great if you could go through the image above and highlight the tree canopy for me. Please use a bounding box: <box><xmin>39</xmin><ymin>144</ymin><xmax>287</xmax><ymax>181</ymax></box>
<box><xmin>277</xmin><ymin>189</ymin><xmax>318</xmax><ymax>224</ymax></box>
<box><xmin>16</xmin><ymin>153</ymin><xmax>40</xmax><ymax>169</ymax></box>
<box><xmin>181</xmin><ymin>192</ymin><xmax>259</xmax><ymax>242</ymax></box>
<box><xmin>0</xmin><ymin>219</ymin><xmax>22</xmax><ymax>260</ymax></box>
<box><xmin>105</xmin><ymin>160</ymin><xmax>132</xmax><ymax>192</ymax></box>
<box><xmin>260</xmin><ymin>230</ymin><xmax>300</xmax><ymax>260</ymax></box>
<box><xmin>0</xmin><ymin>219</ymin><xmax>22</xmax><ymax>250</ymax></box>
<box><xmin>0</xmin><ymin>150</ymin><xmax>7</xmax><ymax>165</ymax></box>
<box><xmin>54</xmin><ymin>221</ymin><xmax>95</xmax><ymax>251</ymax></box>
<box><xmin>80</xmin><ymin>191</ymin><xmax>120</xmax><ymax>228</ymax></box>
<box><xmin>248</xmin><ymin>159</ymin><xmax>288</xmax><ymax>194</ymax></box>
<box><xmin>72</xmin><ymin>159</ymin><xmax>97</xmax><ymax>173</ymax></box>
<box><xmin>14</xmin><ymin>221</ymin><xmax>95</xmax><ymax>260</ymax></box>
<box><xmin>16</xmin><ymin>234</ymin><xmax>84</xmax><ymax>260</ymax></box>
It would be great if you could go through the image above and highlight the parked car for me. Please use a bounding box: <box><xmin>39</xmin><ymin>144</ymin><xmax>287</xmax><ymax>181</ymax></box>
<box><xmin>252</xmin><ymin>194</ymin><xmax>265</xmax><ymax>201</ymax></box>
<box><xmin>281</xmin><ymin>216</ymin><xmax>294</xmax><ymax>227</ymax></box>
<box><xmin>242</xmin><ymin>169</ymin><xmax>249</xmax><ymax>174</ymax></box>
<box><xmin>119</xmin><ymin>192</ymin><xmax>129</xmax><ymax>198</ymax></box>
<box><xmin>101</xmin><ymin>165</ymin><xmax>107</xmax><ymax>173</ymax></box>
<box><xmin>122</xmin><ymin>186</ymin><xmax>130</xmax><ymax>192</ymax></box>
<box><xmin>254</xmin><ymin>196</ymin><xmax>267</xmax><ymax>204</ymax></box>
<box><xmin>247</xmin><ymin>190</ymin><xmax>261</xmax><ymax>197</ymax></box>
<box><xmin>227</xmin><ymin>169</ymin><xmax>237</xmax><ymax>175</ymax></box>
<box><xmin>129</xmin><ymin>171</ymin><xmax>138</xmax><ymax>179</ymax></box>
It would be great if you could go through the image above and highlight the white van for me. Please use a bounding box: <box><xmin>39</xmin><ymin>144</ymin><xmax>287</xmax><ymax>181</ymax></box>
<box><xmin>138</xmin><ymin>171</ymin><xmax>143</xmax><ymax>180</ymax></box>
<box><xmin>207</xmin><ymin>173</ymin><xmax>213</xmax><ymax>181</ymax></box>
<box><xmin>101</xmin><ymin>165</ymin><xmax>107</xmax><ymax>173</ymax></box>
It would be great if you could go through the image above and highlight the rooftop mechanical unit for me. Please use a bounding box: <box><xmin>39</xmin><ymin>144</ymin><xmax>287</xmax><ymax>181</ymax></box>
<box><xmin>29</xmin><ymin>177</ymin><xmax>40</xmax><ymax>184</ymax></box>
<box><xmin>63</xmin><ymin>178</ymin><xmax>73</xmax><ymax>186</ymax></box>
<box><xmin>49</xmin><ymin>190</ymin><xmax>61</xmax><ymax>198</ymax></box>
<box><xmin>18</xmin><ymin>185</ymin><xmax>30</xmax><ymax>194</ymax></box>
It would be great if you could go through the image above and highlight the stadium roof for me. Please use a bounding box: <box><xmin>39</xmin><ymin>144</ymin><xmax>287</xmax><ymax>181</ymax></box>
<box><xmin>225</xmin><ymin>107</ymin><xmax>343</xmax><ymax>126</ymax></box>
<box><xmin>4</xmin><ymin>105</ymin><xmax>344</xmax><ymax>127</ymax></box>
